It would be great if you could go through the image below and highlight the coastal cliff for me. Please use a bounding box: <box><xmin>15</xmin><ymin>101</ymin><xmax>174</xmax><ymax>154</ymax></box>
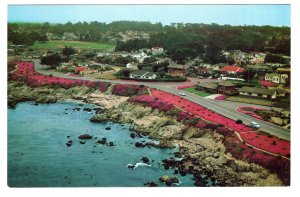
<box><xmin>7</xmin><ymin>80</ymin><xmax>284</xmax><ymax>186</ymax></box>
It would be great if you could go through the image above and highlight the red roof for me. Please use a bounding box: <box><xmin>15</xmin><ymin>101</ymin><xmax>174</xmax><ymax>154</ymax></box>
<box><xmin>75</xmin><ymin>67</ymin><xmax>86</xmax><ymax>71</ymax></box>
<box><xmin>260</xmin><ymin>80</ymin><xmax>279</xmax><ymax>87</ymax></box>
<box><xmin>220</xmin><ymin>66</ymin><xmax>245</xmax><ymax>73</ymax></box>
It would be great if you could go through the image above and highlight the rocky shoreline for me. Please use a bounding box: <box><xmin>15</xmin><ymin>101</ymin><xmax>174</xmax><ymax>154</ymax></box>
<box><xmin>8</xmin><ymin>80</ymin><xmax>284</xmax><ymax>186</ymax></box>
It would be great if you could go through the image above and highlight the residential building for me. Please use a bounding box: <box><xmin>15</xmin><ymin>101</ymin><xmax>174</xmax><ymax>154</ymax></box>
<box><xmin>131</xmin><ymin>51</ymin><xmax>149</xmax><ymax>63</ymax></box>
<box><xmin>196</xmin><ymin>82</ymin><xmax>237</xmax><ymax>95</ymax></box>
<box><xmin>238</xmin><ymin>87</ymin><xmax>277</xmax><ymax>99</ymax></box>
<box><xmin>220</xmin><ymin>65</ymin><xmax>245</xmax><ymax>74</ymax></box>
<box><xmin>126</xmin><ymin>63</ymin><xmax>138</xmax><ymax>70</ymax></box>
<box><xmin>129</xmin><ymin>70</ymin><xmax>157</xmax><ymax>80</ymax></box>
<box><xmin>150</xmin><ymin>47</ymin><xmax>164</xmax><ymax>55</ymax></box>
<box><xmin>167</xmin><ymin>63</ymin><xmax>190</xmax><ymax>77</ymax></box>
<box><xmin>265</xmin><ymin>73</ymin><xmax>288</xmax><ymax>84</ymax></box>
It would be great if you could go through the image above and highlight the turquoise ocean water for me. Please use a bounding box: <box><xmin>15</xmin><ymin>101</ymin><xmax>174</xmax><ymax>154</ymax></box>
<box><xmin>8</xmin><ymin>101</ymin><xmax>195</xmax><ymax>187</ymax></box>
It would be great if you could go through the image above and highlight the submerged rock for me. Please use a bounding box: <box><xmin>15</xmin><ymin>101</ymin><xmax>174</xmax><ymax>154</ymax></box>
<box><xmin>83</xmin><ymin>108</ymin><xmax>92</xmax><ymax>112</ymax></box>
<box><xmin>80</xmin><ymin>141</ymin><xmax>86</xmax><ymax>144</ymax></box>
<box><xmin>105</xmin><ymin>127</ymin><xmax>111</xmax><ymax>131</ymax></box>
<box><xmin>130</xmin><ymin>133</ymin><xmax>136</xmax><ymax>139</ymax></box>
<box><xmin>135</xmin><ymin>142</ymin><xmax>144</xmax><ymax>148</ymax></box>
<box><xmin>97</xmin><ymin>138</ymin><xmax>107</xmax><ymax>145</ymax></box>
<box><xmin>108</xmin><ymin>142</ymin><xmax>114</xmax><ymax>146</ymax></box>
<box><xmin>66</xmin><ymin>140</ymin><xmax>73</xmax><ymax>147</ymax></box>
<box><xmin>144</xmin><ymin>181</ymin><xmax>158</xmax><ymax>187</ymax></box>
<box><xmin>141</xmin><ymin>157</ymin><xmax>150</xmax><ymax>164</ymax></box>
<box><xmin>78</xmin><ymin>134</ymin><xmax>93</xmax><ymax>140</ymax></box>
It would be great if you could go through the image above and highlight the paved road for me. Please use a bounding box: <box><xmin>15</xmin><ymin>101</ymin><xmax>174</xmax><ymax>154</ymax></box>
<box><xmin>32</xmin><ymin>59</ymin><xmax>290</xmax><ymax>140</ymax></box>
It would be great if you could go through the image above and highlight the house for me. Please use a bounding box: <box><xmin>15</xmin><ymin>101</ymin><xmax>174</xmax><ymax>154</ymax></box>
<box><xmin>131</xmin><ymin>51</ymin><xmax>149</xmax><ymax>63</ymax></box>
<box><xmin>238</xmin><ymin>87</ymin><xmax>277</xmax><ymax>99</ymax></box>
<box><xmin>75</xmin><ymin>67</ymin><xmax>86</xmax><ymax>74</ymax></box>
<box><xmin>196</xmin><ymin>83</ymin><xmax>218</xmax><ymax>93</ymax></box>
<box><xmin>220</xmin><ymin>65</ymin><xmax>245</xmax><ymax>74</ymax></box>
<box><xmin>217</xmin><ymin>82</ymin><xmax>238</xmax><ymax>95</ymax></box>
<box><xmin>196</xmin><ymin>82</ymin><xmax>237</xmax><ymax>95</ymax></box>
<box><xmin>126</xmin><ymin>62</ymin><xmax>138</xmax><ymax>70</ymax></box>
<box><xmin>167</xmin><ymin>63</ymin><xmax>190</xmax><ymax>77</ymax></box>
<box><xmin>150</xmin><ymin>47</ymin><xmax>164</xmax><ymax>55</ymax></box>
<box><xmin>129</xmin><ymin>70</ymin><xmax>157</xmax><ymax>80</ymax></box>
<box><xmin>265</xmin><ymin>73</ymin><xmax>288</xmax><ymax>84</ymax></box>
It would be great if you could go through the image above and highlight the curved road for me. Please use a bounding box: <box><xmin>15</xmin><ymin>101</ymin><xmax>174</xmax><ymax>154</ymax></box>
<box><xmin>32</xmin><ymin>59</ymin><xmax>290</xmax><ymax>141</ymax></box>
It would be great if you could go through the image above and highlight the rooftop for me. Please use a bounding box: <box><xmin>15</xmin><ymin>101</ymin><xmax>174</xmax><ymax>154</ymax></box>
<box><xmin>168</xmin><ymin>63</ymin><xmax>190</xmax><ymax>70</ymax></box>
<box><xmin>220</xmin><ymin>65</ymin><xmax>245</xmax><ymax>73</ymax></box>
<box><xmin>238</xmin><ymin>86</ymin><xmax>275</xmax><ymax>96</ymax></box>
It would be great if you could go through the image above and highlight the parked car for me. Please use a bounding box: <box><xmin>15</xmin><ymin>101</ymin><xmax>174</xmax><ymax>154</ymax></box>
<box><xmin>250</xmin><ymin>122</ymin><xmax>260</xmax><ymax>129</ymax></box>
<box><xmin>178</xmin><ymin>92</ymin><xmax>186</xmax><ymax>96</ymax></box>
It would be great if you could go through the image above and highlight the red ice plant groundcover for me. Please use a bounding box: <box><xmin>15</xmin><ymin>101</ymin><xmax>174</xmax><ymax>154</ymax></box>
<box><xmin>11</xmin><ymin>62</ymin><xmax>110</xmax><ymax>92</ymax></box>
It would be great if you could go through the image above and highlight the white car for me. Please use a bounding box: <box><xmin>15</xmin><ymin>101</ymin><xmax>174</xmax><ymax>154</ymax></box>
<box><xmin>250</xmin><ymin>122</ymin><xmax>260</xmax><ymax>129</ymax></box>
<box><xmin>178</xmin><ymin>92</ymin><xmax>186</xmax><ymax>96</ymax></box>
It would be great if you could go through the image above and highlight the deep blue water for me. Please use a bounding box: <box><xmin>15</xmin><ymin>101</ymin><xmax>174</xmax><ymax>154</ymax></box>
<box><xmin>8</xmin><ymin>101</ymin><xmax>195</xmax><ymax>187</ymax></box>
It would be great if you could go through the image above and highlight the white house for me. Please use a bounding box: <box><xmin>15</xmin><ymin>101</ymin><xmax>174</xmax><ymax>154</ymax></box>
<box><xmin>151</xmin><ymin>47</ymin><xmax>164</xmax><ymax>55</ymax></box>
<box><xmin>129</xmin><ymin>70</ymin><xmax>157</xmax><ymax>80</ymax></box>
<box><xmin>131</xmin><ymin>51</ymin><xmax>149</xmax><ymax>63</ymax></box>
<box><xmin>265</xmin><ymin>73</ymin><xmax>288</xmax><ymax>84</ymax></box>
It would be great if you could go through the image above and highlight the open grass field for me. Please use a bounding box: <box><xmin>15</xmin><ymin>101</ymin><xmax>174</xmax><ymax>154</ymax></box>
<box><xmin>184</xmin><ymin>87</ymin><xmax>213</xmax><ymax>97</ymax></box>
<box><xmin>32</xmin><ymin>40</ymin><xmax>115</xmax><ymax>50</ymax></box>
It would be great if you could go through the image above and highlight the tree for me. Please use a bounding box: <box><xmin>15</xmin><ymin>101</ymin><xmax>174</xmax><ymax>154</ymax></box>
<box><xmin>40</xmin><ymin>53</ymin><xmax>62</xmax><ymax>68</ymax></box>
<box><xmin>62</xmin><ymin>46</ymin><xmax>77</xmax><ymax>57</ymax></box>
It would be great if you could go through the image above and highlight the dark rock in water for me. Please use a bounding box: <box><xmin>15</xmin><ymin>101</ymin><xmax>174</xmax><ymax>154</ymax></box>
<box><xmin>144</xmin><ymin>181</ymin><xmax>158</xmax><ymax>187</ymax></box>
<box><xmin>94</xmin><ymin>108</ymin><xmax>103</xmax><ymax>114</ymax></box>
<box><xmin>78</xmin><ymin>134</ymin><xmax>93</xmax><ymax>140</ymax></box>
<box><xmin>33</xmin><ymin>103</ymin><xmax>39</xmax><ymax>106</ymax></box>
<box><xmin>65</xmin><ymin>108</ymin><xmax>68</xmax><ymax>110</ymax></box>
<box><xmin>135</xmin><ymin>142</ymin><xmax>144</xmax><ymax>148</ymax></box>
<box><xmin>67</xmin><ymin>136</ymin><xmax>71</xmax><ymax>138</ymax></box>
<box><xmin>127</xmin><ymin>164</ymin><xmax>135</xmax><ymax>169</ymax></box>
<box><xmin>141</xmin><ymin>157</ymin><xmax>150</xmax><ymax>164</ymax></box>
<box><xmin>80</xmin><ymin>141</ymin><xmax>86</xmax><ymax>144</ymax></box>
<box><xmin>108</xmin><ymin>142</ymin><xmax>114</xmax><ymax>146</ymax></box>
<box><xmin>130</xmin><ymin>133</ymin><xmax>136</xmax><ymax>139</ymax></box>
<box><xmin>102</xmin><ymin>137</ymin><xmax>107</xmax><ymax>141</ymax></box>
<box><xmin>78</xmin><ymin>103</ymin><xmax>84</xmax><ymax>106</ymax></box>
<box><xmin>97</xmin><ymin>138</ymin><xmax>107</xmax><ymax>145</ymax></box>
<box><xmin>73</xmin><ymin>107</ymin><xmax>81</xmax><ymax>111</ymax></box>
<box><xmin>174</xmin><ymin>152</ymin><xmax>182</xmax><ymax>158</ymax></box>
<box><xmin>66</xmin><ymin>140</ymin><xmax>73</xmax><ymax>147</ymax></box>
<box><xmin>94</xmin><ymin>137</ymin><xmax>98</xmax><ymax>139</ymax></box>
<box><xmin>174</xmin><ymin>169</ymin><xmax>179</xmax><ymax>174</ymax></box>
<box><xmin>105</xmin><ymin>127</ymin><xmax>111</xmax><ymax>131</ymax></box>
<box><xmin>149</xmin><ymin>181</ymin><xmax>158</xmax><ymax>187</ymax></box>
<box><xmin>179</xmin><ymin>168</ymin><xmax>188</xmax><ymax>176</ymax></box>
<box><xmin>64</xmin><ymin>112</ymin><xmax>68</xmax><ymax>114</ymax></box>
<box><xmin>159</xmin><ymin>175</ymin><xmax>179</xmax><ymax>186</ymax></box>
<box><xmin>83</xmin><ymin>108</ymin><xmax>92</xmax><ymax>112</ymax></box>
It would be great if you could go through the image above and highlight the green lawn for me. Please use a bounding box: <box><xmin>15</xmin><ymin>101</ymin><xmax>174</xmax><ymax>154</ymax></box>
<box><xmin>184</xmin><ymin>87</ymin><xmax>213</xmax><ymax>97</ymax></box>
<box><xmin>32</xmin><ymin>40</ymin><xmax>115</xmax><ymax>50</ymax></box>
<box><xmin>225</xmin><ymin>96</ymin><xmax>272</xmax><ymax>106</ymax></box>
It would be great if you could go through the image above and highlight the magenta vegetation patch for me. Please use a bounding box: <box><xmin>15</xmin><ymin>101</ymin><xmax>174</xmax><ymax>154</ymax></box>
<box><xmin>11</xmin><ymin>62</ymin><xmax>110</xmax><ymax>92</ymax></box>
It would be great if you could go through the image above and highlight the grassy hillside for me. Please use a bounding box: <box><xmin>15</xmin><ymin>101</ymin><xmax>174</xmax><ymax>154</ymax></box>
<box><xmin>32</xmin><ymin>40</ymin><xmax>115</xmax><ymax>50</ymax></box>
